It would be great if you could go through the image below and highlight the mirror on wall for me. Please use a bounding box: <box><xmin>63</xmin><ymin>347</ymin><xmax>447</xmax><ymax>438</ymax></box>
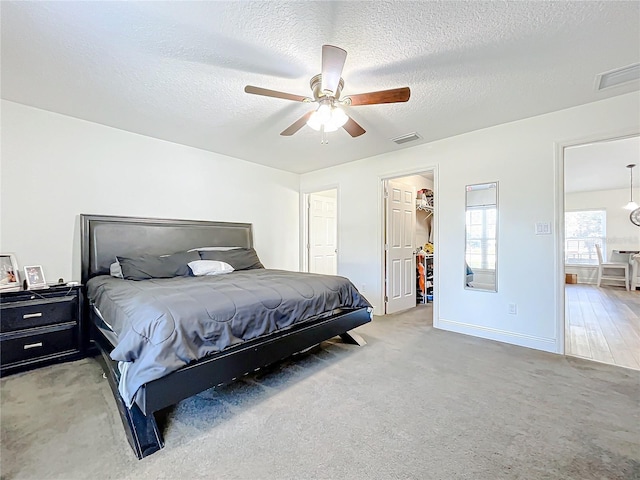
<box><xmin>465</xmin><ymin>182</ymin><xmax>498</xmax><ymax>292</ymax></box>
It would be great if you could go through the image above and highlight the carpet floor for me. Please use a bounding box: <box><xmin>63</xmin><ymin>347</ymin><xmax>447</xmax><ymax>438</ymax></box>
<box><xmin>1</xmin><ymin>305</ymin><xmax>639</xmax><ymax>480</ymax></box>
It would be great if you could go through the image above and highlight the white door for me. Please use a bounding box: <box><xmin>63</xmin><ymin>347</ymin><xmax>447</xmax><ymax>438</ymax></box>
<box><xmin>385</xmin><ymin>180</ymin><xmax>416</xmax><ymax>313</ymax></box>
<box><xmin>308</xmin><ymin>191</ymin><xmax>337</xmax><ymax>275</ymax></box>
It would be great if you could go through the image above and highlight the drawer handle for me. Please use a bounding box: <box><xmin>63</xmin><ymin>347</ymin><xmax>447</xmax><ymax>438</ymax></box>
<box><xmin>23</xmin><ymin>342</ymin><xmax>43</xmax><ymax>350</ymax></box>
<box><xmin>23</xmin><ymin>313</ymin><xmax>43</xmax><ymax>319</ymax></box>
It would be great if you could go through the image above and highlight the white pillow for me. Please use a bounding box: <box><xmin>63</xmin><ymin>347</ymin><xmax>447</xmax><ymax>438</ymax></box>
<box><xmin>188</xmin><ymin>260</ymin><xmax>234</xmax><ymax>276</ymax></box>
<box><xmin>187</xmin><ymin>246</ymin><xmax>241</xmax><ymax>252</ymax></box>
<box><xmin>110</xmin><ymin>261</ymin><xmax>124</xmax><ymax>279</ymax></box>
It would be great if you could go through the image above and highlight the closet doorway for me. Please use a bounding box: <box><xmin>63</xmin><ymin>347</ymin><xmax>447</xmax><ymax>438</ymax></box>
<box><xmin>305</xmin><ymin>188</ymin><xmax>338</xmax><ymax>275</ymax></box>
<box><xmin>382</xmin><ymin>170</ymin><xmax>435</xmax><ymax>317</ymax></box>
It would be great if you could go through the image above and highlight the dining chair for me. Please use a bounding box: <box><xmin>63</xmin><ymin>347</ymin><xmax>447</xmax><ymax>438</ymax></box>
<box><xmin>595</xmin><ymin>244</ymin><xmax>629</xmax><ymax>291</ymax></box>
<box><xmin>631</xmin><ymin>254</ymin><xmax>640</xmax><ymax>290</ymax></box>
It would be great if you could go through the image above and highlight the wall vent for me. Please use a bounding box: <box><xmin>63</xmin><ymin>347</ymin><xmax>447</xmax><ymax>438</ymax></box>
<box><xmin>391</xmin><ymin>132</ymin><xmax>422</xmax><ymax>145</ymax></box>
<box><xmin>595</xmin><ymin>63</ymin><xmax>640</xmax><ymax>91</ymax></box>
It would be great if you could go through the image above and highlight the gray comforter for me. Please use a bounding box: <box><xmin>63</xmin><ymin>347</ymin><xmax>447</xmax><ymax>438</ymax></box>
<box><xmin>87</xmin><ymin>270</ymin><xmax>371</xmax><ymax>406</ymax></box>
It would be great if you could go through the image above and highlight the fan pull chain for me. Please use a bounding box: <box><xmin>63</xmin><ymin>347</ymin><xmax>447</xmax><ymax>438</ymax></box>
<box><xmin>321</xmin><ymin>125</ymin><xmax>328</xmax><ymax>145</ymax></box>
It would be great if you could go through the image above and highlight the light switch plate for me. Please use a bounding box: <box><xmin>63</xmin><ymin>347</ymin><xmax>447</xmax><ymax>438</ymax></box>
<box><xmin>535</xmin><ymin>222</ymin><xmax>552</xmax><ymax>235</ymax></box>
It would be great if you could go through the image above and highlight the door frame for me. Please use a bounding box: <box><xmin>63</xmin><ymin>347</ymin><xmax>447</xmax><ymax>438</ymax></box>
<box><xmin>554</xmin><ymin>128</ymin><xmax>639</xmax><ymax>355</ymax></box>
<box><xmin>301</xmin><ymin>185</ymin><xmax>340</xmax><ymax>274</ymax></box>
<box><xmin>380</xmin><ymin>166</ymin><xmax>438</xmax><ymax>319</ymax></box>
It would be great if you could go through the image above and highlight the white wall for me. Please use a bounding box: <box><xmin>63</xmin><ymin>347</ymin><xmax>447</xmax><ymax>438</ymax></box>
<box><xmin>300</xmin><ymin>92</ymin><xmax>640</xmax><ymax>353</ymax></box>
<box><xmin>0</xmin><ymin>101</ymin><xmax>300</xmax><ymax>282</ymax></box>
<box><xmin>565</xmin><ymin>188</ymin><xmax>640</xmax><ymax>284</ymax></box>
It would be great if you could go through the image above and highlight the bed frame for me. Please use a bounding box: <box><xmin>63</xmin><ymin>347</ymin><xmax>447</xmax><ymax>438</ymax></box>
<box><xmin>80</xmin><ymin>214</ymin><xmax>371</xmax><ymax>459</ymax></box>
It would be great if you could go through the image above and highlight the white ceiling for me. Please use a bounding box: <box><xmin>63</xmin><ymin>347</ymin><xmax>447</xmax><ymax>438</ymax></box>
<box><xmin>565</xmin><ymin>136</ymin><xmax>640</xmax><ymax>193</ymax></box>
<box><xmin>2</xmin><ymin>1</ymin><xmax>639</xmax><ymax>174</ymax></box>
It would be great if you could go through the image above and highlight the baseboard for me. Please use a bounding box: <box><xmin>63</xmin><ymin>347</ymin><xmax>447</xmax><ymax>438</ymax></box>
<box><xmin>436</xmin><ymin>318</ymin><xmax>558</xmax><ymax>353</ymax></box>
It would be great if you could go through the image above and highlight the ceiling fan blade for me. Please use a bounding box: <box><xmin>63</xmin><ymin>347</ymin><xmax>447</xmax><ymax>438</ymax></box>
<box><xmin>321</xmin><ymin>45</ymin><xmax>347</xmax><ymax>95</ymax></box>
<box><xmin>280</xmin><ymin>111</ymin><xmax>314</xmax><ymax>136</ymax></box>
<box><xmin>345</xmin><ymin>87</ymin><xmax>411</xmax><ymax>106</ymax></box>
<box><xmin>245</xmin><ymin>85</ymin><xmax>309</xmax><ymax>102</ymax></box>
<box><xmin>343</xmin><ymin>116</ymin><xmax>366</xmax><ymax>137</ymax></box>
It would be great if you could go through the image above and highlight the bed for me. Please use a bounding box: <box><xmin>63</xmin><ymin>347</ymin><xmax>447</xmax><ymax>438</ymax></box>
<box><xmin>80</xmin><ymin>214</ymin><xmax>372</xmax><ymax>459</ymax></box>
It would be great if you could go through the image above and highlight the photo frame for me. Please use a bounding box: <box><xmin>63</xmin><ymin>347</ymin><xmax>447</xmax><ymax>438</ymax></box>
<box><xmin>0</xmin><ymin>254</ymin><xmax>20</xmax><ymax>292</ymax></box>
<box><xmin>24</xmin><ymin>265</ymin><xmax>48</xmax><ymax>290</ymax></box>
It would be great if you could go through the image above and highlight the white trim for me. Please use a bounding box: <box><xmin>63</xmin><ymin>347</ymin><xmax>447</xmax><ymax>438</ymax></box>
<box><xmin>432</xmin><ymin>167</ymin><xmax>440</xmax><ymax>328</ymax></box>
<box><xmin>439</xmin><ymin>318</ymin><xmax>557</xmax><ymax>353</ymax></box>
<box><xmin>554</xmin><ymin>128</ymin><xmax>640</xmax><ymax>356</ymax></box>
<box><xmin>379</xmin><ymin>165</ymin><xmax>439</xmax><ymax>322</ymax></box>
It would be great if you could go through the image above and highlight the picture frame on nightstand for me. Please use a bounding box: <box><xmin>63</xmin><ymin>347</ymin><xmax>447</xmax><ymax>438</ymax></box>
<box><xmin>24</xmin><ymin>265</ymin><xmax>48</xmax><ymax>290</ymax></box>
<box><xmin>0</xmin><ymin>254</ymin><xmax>20</xmax><ymax>292</ymax></box>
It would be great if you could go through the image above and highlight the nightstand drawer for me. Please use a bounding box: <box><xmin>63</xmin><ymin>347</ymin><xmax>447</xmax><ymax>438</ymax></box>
<box><xmin>0</xmin><ymin>296</ymin><xmax>77</xmax><ymax>333</ymax></box>
<box><xmin>0</xmin><ymin>323</ymin><xmax>77</xmax><ymax>366</ymax></box>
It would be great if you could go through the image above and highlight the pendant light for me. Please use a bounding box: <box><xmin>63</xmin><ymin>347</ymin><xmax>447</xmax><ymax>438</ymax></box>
<box><xmin>624</xmin><ymin>163</ymin><xmax>639</xmax><ymax>210</ymax></box>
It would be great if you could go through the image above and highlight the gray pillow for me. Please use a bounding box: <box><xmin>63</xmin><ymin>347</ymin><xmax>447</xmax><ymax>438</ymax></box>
<box><xmin>116</xmin><ymin>250</ymin><xmax>200</xmax><ymax>280</ymax></box>
<box><xmin>198</xmin><ymin>247</ymin><xmax>264</xmax><ymax>270</ymax></box>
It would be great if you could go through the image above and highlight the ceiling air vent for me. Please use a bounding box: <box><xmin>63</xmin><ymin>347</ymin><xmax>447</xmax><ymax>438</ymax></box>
<box><xmin>391</xmin><ymin>132</ymin><xmax>422</xmax><ymax>145</ymax></box>
<box><xmin>595</xmin><ymin>63</ymin><xmax>640</xmax><ymax>91</ymax></box>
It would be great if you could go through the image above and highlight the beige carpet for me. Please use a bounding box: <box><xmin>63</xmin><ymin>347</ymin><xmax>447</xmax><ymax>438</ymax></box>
<box><xmin>1</xmin><ymin>306</ymin><xmax>639</xmax><ymax>480</ymax></box>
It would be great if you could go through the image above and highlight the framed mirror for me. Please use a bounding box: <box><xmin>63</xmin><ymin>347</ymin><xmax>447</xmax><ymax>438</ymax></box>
<box><xmin>465</xmin><ymin>182</ymin><xmax>498</xmax><ymax>291</ymax></box>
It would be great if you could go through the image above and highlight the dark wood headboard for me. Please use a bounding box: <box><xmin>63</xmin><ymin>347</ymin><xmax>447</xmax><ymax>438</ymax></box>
<box><xmin>80</xmin><ymin>214</ymin><xmax>253</xmax><ymax>285</ymax></box>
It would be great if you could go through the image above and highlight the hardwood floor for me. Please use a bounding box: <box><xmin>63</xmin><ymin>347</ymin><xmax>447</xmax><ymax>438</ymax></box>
<box><xmin>565</xmin><ymin>284</ymin><xmax>640</xmax><ymax>370</ymax></box>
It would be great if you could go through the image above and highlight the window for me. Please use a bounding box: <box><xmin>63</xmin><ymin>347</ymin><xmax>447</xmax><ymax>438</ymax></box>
<box><xmin>465</xmin><ymin>205</ymin><xmax>497</xmax><ymax>270</ymax></box>
<box><xmin>565</xmin><ymin>209</ymin><xmax>606</xmax><ymax>265</ymax></box>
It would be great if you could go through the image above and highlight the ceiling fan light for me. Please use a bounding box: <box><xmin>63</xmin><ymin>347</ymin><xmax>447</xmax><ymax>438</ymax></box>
<box><xmin>307</xmin><ymin>105</ymin><xmax>348</xmax><ymax>132</ymax></box>
<box><xmin>307</xmin><ymin>104</ymin><xmax>333</xmax><ymax>131</ymax></box>
<box><xmin>316</xmin><ymin>104</ymin><xmax>332</xmax><ymax>122</ymax></box>
<box><xmin>322</xmin><ymin>107</ymin><xmax>348</xmax><ymax>132</ymax></box>
<box><xmin>331</xmin><ymin>107</ymin><xmax>348</xmax><ymax>129</ymax></box>
<box><xmin>306</xmin><ymin>111</ymin><xmax>322</xmax><ymax>131</ymax></box>
<box><xmin>624</xmin><ymin>201</ymin><xmax>639</xmax><ymax>210</ymax></box>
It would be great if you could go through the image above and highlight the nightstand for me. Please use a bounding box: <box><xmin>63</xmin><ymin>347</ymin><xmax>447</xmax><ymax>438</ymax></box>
<box><xmin>0</xmin><ymin>284</ymin><xmax>85</xmax><ymax>376</ymax></box>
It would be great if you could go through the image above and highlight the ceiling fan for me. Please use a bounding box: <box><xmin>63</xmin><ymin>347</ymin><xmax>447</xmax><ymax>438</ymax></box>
<box><xmin>244</xmin><ymin>45</ymin><xmax>410</xmax><ymax>142</ymax></box>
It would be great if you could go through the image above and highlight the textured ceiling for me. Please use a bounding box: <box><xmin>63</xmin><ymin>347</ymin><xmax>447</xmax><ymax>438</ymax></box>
<box><xmin>2</xmin><ymin>1</ymin><xmax>639</xmax><ymax>174</ymax></box>
<box><xmin>565</xmin><ymin>136</ymin><xmax>640</xmax><ymax>194</ymax></box>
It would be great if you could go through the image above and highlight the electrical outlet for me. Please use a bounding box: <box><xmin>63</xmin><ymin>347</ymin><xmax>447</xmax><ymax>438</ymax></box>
<box><xmin>360</xmin><ymin>284</ymin><xmax>366</xmax><ymax>293</ymax></box>
<box><xmin>508</xmin><ymin>303</ymin><xmax>517</xmax><ymax>315</ymax></box>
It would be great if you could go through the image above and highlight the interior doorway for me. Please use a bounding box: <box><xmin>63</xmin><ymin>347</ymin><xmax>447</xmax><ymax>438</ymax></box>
<box><xmin>305</xmin><ymin>188</ymin><xmax>338</xmax><ymax>275</ymax></box>
<box><xmin>562</xmin><ymin>135</ymin><xmax>640</xmax><ymax>370</ymax></box>
<box><xmin>382</xmin><ymin>170</ymin><xmax>435</xmax><ymax>317</ymax></box>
